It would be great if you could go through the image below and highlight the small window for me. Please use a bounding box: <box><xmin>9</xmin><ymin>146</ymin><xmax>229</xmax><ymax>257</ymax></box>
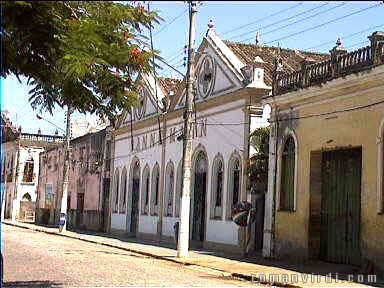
<box><xmin>232</xmin><ymin>160</ymin><xmax>240</xmax><ymax>206</ymax></box>
<box><xmin>119</xmin><ymin>168</ymin><xmax>127</xmax><ymax>213</ymax></box>
<box><xmin>22</xmin><ymin>155</ymin><xmax>34</xmax><ymax>183</ymax></box>
<box><xmin>279</xmin><ymin>136</ymin><xmax>295</xmax><ymax>211</ymax></box>
<box><xmin>227</xmin><ymin>155</ymin><xmax>241</xmax><ymax>220</ymax></box>
<box><xmin>164</xmin><ymin>162</ymin><xmax>175</xmax><ymax>217</ymax></box>
<box><xmin>175</xmin><ymin>162</ymin><xmax>182</xmax><ymax>217</ymax></box>
<box><xmin>141</xmin><ymin>165</ymin><xmax>150</xmax><ymax>215</ymax></box>
<box><xmin>113</xmin><ymin>169</ymin><xmax>120</xmax><ymax>213</ymax></box>
<box><xmin>151</xmin><ymin>164</ymin><xmax>160</xmax><ymax>216</ymax></box>
<box><xmin>211</xmin><ymin>156</ymin><xmax>224</xmax><ymax>219</ymax></box>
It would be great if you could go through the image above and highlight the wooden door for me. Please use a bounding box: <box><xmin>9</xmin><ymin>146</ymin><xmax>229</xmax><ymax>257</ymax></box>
<box><xmin>320</xmin><ymin>148</ymin><xmax>361</xmax><ymax>265</ymax></box>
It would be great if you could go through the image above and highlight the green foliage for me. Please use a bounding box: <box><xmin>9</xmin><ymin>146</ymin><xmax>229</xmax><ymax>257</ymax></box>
<box><xmin>1</xmin><ymin>1</ymin><xmax>162</xmax><ymax>126</ymax></box>
<box><xmin>249</xmin><ymin>126</ymin><xmax>270</xmax><ymax>192</ymax></box>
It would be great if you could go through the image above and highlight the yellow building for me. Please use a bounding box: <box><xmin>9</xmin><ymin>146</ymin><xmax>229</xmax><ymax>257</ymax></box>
<box><xmin>262</xmin><ymin>31</ymin><xmax>384</xmax><ymax>271</ymax></box>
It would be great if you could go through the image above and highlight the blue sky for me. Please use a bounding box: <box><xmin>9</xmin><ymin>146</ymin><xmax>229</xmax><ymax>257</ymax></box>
<box><xmin>2</xmin><ymin>1</ymin><xmax>383</xmax><ymax>134</ymax></box>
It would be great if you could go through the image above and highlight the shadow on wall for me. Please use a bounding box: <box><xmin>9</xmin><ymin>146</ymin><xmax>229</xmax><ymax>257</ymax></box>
<box><xmin>3</xmin><ymin>280</ymin><xmax>62</xmax><ymax>287</ymax></box>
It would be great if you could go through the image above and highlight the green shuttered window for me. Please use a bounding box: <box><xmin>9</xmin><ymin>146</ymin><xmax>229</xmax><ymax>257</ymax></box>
<box><xmin>280</xmin><ymin>136</ymin><xmax>295</xmax><ymax>211</ymax></box>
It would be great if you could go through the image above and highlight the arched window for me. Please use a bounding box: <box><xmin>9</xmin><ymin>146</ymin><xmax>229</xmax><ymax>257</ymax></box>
<box><xmin>113</xmin><ymin>169</ymin><xmax>120</xmax><ymax>213</ymax></box>
<box><xmin>151</xmin><ymin>164</ymin><xmax>160</xmax><ymax>216</ymax></box>
<box><xmin>22</xmin><ymin>193</ymin><xmax>31</xmax><ymax>201</ymax></box>
<box><xmin>227</xmin><ymin>155</ymin><xmax>241</xmax><ymax>219</ymax></box>
<box><xmin>141</xmin><ymin>165</ymin><xmax>150</xmax><ymax>215</ymax></box>
<box><xmin>22</xmin><ymin>155</ymin><xmax>34</xmax><ymax>183</ymax></box>
<box><xmin>211</xmin><ymin>155</ymin><xmax>224</xmax><ymax>219</ymax></box>
<box><xmin>279</xmin><ymin>136</ymin><xmax>295</xmax><ymax>211</ymax></box>
<box><xmin>232</xmin><ymin>160</ymin><xmax>241</xmax><ymax>206</ymax></box>
<box><xmin>175</xmin><ymin>161</ymin><xmax>182</xmax><ymax>217</ymax></box>
<box><xmin>164</xmin><ymin>161</ymin><xmax>175</xmax><ymax>217</ymax></box>
<box><xmin>119</xmin><ymin>168</ymin><xmax>127</xmax><ymax>213</ymax></box>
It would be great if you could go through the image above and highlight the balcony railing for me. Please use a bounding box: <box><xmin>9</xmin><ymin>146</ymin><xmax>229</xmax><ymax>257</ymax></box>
<box><xmin>274</xmin><ymin>41</ymin><xmax>384</xmax><ymax>96</ymax></box>
<box><xmin>20</xmin><ymin>133</ymin><xmax>64</xmax><ymax>143</ymax></box>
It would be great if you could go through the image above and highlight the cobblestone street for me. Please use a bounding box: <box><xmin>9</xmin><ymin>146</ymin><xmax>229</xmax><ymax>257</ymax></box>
<box><xmin>3</xmin><ymin>225</ymin><xmax>262</xmax><ymax>287</ymax></box>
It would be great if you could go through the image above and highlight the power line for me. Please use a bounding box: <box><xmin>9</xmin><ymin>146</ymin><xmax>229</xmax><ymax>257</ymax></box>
<box><xmin>189</xmin><ymin>97</ymin><xmax>384</xmax><ymax>127</ymax></box>
<box><xmin>228</xmin><ymin>2</ymin><xmax>329</xmax><ymax>41</ymax></box>
<box><xmin>162</xmin><ymin>45</ymin><xmax>185</xmax><ymax>64</ymax></box>
<box><xmin>265</xmin><ymin>2</ymin><xmax>383</xmax><ymax>45</ymax></box>
<box><xmin>156</xmin><ymin>57</ymin><xmax>185</xmax><ymax>77</ymax></box>
<box><xmin>154</xmin><ymin>8</ymin><xmax>188</xmax><ymax>37</ymax></box>
<box><xmin>219</xmin><ymin>2</ymin><xmax>304</xmax><ymax>37</ymax></box>
<box><xmin>241</xmin><ymin>2</ymin><xmax>347</xmax><ymax>43</ymax></box>
<box><xmin>304</xmin><ymin>23</ymin><xmax>384</xmax><ymax>51</ymax></box>
<box><xmin>168</xmin><ymin>51</ymin><xmax>184</xmax><ymax>64</ymax></box>
<box><xmin>345</xmin><ymin>40</ymin><xmax>370</xmax><ymax>50</ymax></box>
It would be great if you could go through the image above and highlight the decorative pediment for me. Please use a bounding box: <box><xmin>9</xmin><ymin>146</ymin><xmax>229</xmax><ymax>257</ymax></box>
<box><xmin>172</xmin><ymin>24</ymin><xmax>247</xmax><ymax>110</ymax></box>
<box><xmin>120</xmin><ymin>73</ymin><xmax>166</xmax><ymax>126</ymax></box>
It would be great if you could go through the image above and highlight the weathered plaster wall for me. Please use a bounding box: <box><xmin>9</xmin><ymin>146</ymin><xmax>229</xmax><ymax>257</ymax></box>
<box><xmin>273</xmin><ymin>66</ymin><xmax>384</xmax><ymax>269</ymax></box>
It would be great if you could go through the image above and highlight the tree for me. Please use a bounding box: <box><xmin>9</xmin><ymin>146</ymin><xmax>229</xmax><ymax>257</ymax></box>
<box><xmin>249</xmin><ymin>126</ymin><xmax>270</xmax><ymax>193</ymax></box>
<box><xmin>1</xmin><ymin>1</ymin><xmax>161</xmax><ymax>125</ymax></box>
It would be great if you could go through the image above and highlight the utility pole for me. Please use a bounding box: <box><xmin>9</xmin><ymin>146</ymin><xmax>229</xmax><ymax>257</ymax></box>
<box><xmin>59</xmin><ymin>106</ymin><xmax>72</xmax><ymax>232</ymax></box>
<box><xmin>177</xmin><ymin>1</ymin><xmax>197</xmax><ymax>258</ymax></box>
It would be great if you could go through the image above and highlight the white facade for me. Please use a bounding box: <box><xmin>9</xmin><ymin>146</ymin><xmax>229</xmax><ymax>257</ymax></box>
<box><xmin>2</xmin><ymin>141</ymin><xmax>43</xmax><ymax>221</ymax></box>
<box><xmin>109</xmin><ymin>25</ymin><xmax>271</xmax><ymax>252</ymax></box>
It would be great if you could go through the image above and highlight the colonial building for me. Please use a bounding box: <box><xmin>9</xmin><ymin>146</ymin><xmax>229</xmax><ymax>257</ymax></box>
<box><xmin>262</xmin><ymin>32</ymin><xmax>384</xmax><ymax>270</ymax></box>
<box><xmin>36</xmin><ymin>128</ymin><xmax>112</xmax><ymax>232</ymax></box>
<box><xmin>1</xmin><ymin>113</ymin><xmax>64</xmax><ymax>222</ymax></box>
<box><xmin>109</xmin><ymin>23</ymin><xmax>327</xmax><ymax>254</ymax></box>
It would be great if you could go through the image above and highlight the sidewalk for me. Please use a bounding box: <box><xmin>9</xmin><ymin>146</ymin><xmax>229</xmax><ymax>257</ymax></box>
<box><xmin>2</xmin><ymin>220</ymin><xmax>380</xmax><ymax>288</ymax></box>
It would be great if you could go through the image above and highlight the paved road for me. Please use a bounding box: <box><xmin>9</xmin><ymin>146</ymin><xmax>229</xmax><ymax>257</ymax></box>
<box><xmin>3</xmin><ymin>225</ymin><xmax>261</xmax><ymax>287</ymax></box>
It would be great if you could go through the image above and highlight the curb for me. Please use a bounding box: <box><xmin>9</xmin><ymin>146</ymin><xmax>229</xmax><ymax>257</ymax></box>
<box><xmin>3</xmin><ymin>221</ymin><xmax>302</xmax><ymax>288</ymax></box>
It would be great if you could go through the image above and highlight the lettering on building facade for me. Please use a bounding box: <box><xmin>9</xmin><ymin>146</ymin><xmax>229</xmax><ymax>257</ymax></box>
<box><xmin>131</xmin><ymin>118</ymin><xmax>208</xmax><ymax>152</ymax></box>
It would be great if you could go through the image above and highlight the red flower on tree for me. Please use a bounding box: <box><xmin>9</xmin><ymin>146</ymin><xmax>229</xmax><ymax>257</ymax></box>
<box><xmin>131</xmin><ymin>47</ymin><xmax>141</xmax><ymax>59</ymax></box>
<box><xmin>123</xmin><ymin>31</ymin><xmax>131</xmax><ymax>41</ymax></box>
<box><xmin>138</xmin><ymin>5</ymin><xmax>145</xmax><ymax>14</ymax></box>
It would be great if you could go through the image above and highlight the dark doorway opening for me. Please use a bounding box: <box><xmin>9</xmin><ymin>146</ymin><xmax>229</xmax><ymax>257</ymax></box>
<box><xmin>130</xmin><ymin>162</ymin><xmax>140</xmax><ymax>235</ymax></box>
<box><xmin>192</xmin><ymin>151</ymin><xmax>207</xmax><ymax>243</ymax></box>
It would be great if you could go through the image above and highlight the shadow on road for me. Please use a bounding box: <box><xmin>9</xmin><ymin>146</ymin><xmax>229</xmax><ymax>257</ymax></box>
<box><xmin>2</xmin><ymin>280</ymin><xmax>62</xmax><ymax>287</ymax></box>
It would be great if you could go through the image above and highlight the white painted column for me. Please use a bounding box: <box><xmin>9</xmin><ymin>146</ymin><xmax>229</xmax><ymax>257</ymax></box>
<box><xmin>262</xmin><ymin>105</ymin><xmax>277</xmax><ymax>258</ymax></box>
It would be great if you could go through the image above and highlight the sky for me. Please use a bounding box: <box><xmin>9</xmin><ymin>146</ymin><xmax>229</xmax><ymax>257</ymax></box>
<box><xmin>2</xmin><ymin>1</ymin><xmax>383</xmax><ymax>135</ymax></box>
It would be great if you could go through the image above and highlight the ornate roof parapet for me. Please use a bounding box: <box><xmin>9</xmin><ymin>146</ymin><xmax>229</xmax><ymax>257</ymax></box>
<box><xmin>206</xmin><ymin>19</ymin><xmax>215</xmax><ymax>37</ymax></box>
<box><xmin>368</xmin><ymin>31</ymin><xmax>384</xmax><ymax>65</ymax></box>
<box><xmin>272</xmin><ymin>31</ymin><xmax>384</xmax><ymax>97</ymax></box>
<box><xmin>255</xmin><ymin>32</ymin><xmax>261</xmax><ymax>46</ymax></box>
<box><xmin>272</xmin><ymin>53</ymin><xmax>284</xmax><ymax>96</ymax></box>
<box><xmin>330</xmin><ymin>37</ymin><xmax>347</xmax><ymax>57</ymax></box>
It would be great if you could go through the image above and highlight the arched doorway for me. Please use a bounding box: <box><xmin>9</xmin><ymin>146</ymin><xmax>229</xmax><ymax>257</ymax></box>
<box><xmin>130</xmin><ymin>161</ymin><xmax>140</xmax><ymax>234</ymax></box>
<box><xmin>192</xmin><ymin>151</ymin><xmax>208</xmax><ymax>242</ymax></box>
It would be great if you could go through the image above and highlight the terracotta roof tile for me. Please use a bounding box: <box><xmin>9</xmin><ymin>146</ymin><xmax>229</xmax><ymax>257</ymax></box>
<box><xmin>224</xmin><ymin>41</ymin><xmax>330</xmax><ymax>85</ymax></box>
<box><xmin>158</xmin><ymin>77</ymin><xmax>183</xmax><ymax>98</ymax></box>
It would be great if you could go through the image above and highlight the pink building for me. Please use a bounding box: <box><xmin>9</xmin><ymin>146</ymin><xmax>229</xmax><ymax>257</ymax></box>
<box><xmin>36</xmin><ymin>128</ymin><xmax>111</xmax><ymax>232</ymax></box>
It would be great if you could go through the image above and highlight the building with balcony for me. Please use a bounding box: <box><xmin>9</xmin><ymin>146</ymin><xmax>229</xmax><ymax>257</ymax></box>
<box><xmin>262</xmin><ymin>31</ymin><xmax>384</xmax><ymax>271</ymax></box>
<box><xmin>1</xmin><ymin>113</ymin><xmax>64</xmax><ymax>222</ymax></box>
